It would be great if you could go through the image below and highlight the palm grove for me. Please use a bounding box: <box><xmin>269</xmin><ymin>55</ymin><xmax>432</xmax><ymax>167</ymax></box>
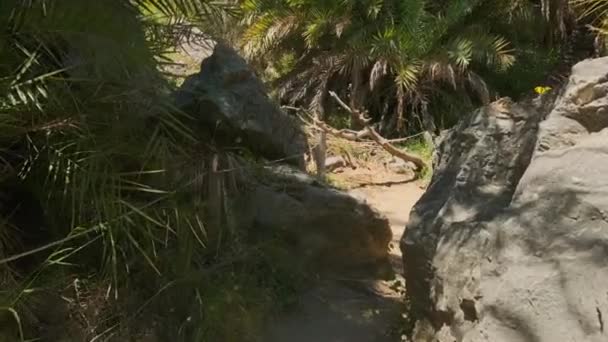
<box><xmin>240</xmin><ymin>0</ymin><xmax>601</xmax><ymax>134</ymax></box>
<box><xmin>0</xmin><ymin>0</ymin><xmax>607</xmax><ymax>341</ymax></box>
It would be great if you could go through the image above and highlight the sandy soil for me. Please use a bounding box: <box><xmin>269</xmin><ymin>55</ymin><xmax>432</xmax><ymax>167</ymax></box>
<box><xmin>266</xmin><ymin>181</ymin><xmax>425</xmax><ymax>342</ymax></box>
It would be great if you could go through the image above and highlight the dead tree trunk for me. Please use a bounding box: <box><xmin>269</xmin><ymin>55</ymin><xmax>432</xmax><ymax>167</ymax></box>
<box><xmin>313</xmin><ymin>123</ymin><xmax>328</xmax><ymax>178</ymax></box>
<box><xmin>328</xmin><ymin>91</ymin><xmax>428</xmax><ymax>171</ymax></box>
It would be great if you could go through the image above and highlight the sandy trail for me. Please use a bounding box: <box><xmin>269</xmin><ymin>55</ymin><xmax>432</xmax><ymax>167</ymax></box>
<box><xmin>266</xmin><ymin>181</ymin><xmax>425</xmax><ymax>342</ymax></box>
<box><xmin>351</xmin><ymin>182</ymin><xmax>425</xmax><ymax>274</ymax></box>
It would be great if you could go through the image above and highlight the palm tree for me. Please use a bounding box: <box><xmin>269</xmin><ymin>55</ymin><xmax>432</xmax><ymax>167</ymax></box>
<box><xmin>573</xmin><ymin>0</ymin><xmax>608</xmax><ymax>20</ymax></box>
<box><xmin>0</xmin><ymin>1</ymin><xmax>238</xmax><ymax>340</ymax></box>
<box><xmin>240</xmin><ymin>0</ymin><xmax>517</xmax><ymax>135</ymax></box>
<box><xmin>571</xmin><ymin>0</ymin><xmax>608</xmax><ymax>54</ymax></box>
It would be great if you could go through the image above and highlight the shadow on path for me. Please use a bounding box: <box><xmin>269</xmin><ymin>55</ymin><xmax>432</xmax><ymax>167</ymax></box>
<box><xmin>265</xmin><ymin>182</ymin><xmax>425</xmax><ymax>342</ymax></box>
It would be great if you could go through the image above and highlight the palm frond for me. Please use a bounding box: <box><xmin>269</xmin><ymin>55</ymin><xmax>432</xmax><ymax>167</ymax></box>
<box><xmin>369</xmin><ymin>59</ymin><xmax>389</xmax><ymax>90</ymax></box>
<box><xmin>448</xmin><ymin>38</ymin><xmax>474</xmax><ymax>70</ymax></box>
<box><xmin>395</xmin><ymin>60</ymin><xmax>422</xmax><ymax>93</ymax></box>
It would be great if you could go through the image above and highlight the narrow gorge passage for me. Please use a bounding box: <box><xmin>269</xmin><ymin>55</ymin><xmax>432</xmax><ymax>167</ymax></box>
<box><xmin>266</xmin><ymin>182</ymin><xmax>425</xmax><ymax>342</ymax></box>
<box><xmin>350</xmin><ymin>182</ymin><xmax>426</xmax><ymax>283</ymax></box>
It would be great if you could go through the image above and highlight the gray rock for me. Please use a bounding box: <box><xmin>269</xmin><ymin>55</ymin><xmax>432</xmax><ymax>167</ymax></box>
<box><xmin>232</xmin><ymin>164</ymin><xmax>392</xmax><ymax>274</ymax></box>
<box><xmin>401</xmin><ymin>57</ymin><xmax>608</xmax><ymax>341</ymax></box>
<box><xmin>386</xmin><ymin>157</ymin><xmax>416</xmax><ymax>175</ymax></box>
<box><xmin>325</xmin><ymin>155</ymin><xmax>347</xmax><ymax>172</ymax></box>
<box><xmin>175</xmin><ymin>43</ymin><xmax>308</xmax><ymax>169</ymax></box>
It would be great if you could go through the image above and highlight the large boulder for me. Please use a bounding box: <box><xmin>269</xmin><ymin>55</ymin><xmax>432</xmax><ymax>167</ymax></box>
<box><xmin>401</xmin><ymin>57</ymin><xmax>608</xmax><ymax>341</ymax></box>
<box><xmin>232</xmin><ymin>164</ymin><xmax>392</xmax><ymax>274</ymax></box>
<box><xmin>175</xmin><ymin>43</ymin><xmax>308</xmax><ymax>169</ymax></box>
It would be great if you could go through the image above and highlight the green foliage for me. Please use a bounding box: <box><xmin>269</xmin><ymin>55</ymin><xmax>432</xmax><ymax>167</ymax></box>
<box><xmin>264</xmin><ymin>52</ymin><xmax>297</xmax><ymax>82</ymax></box>
<box><xmin>127</xmin><ymin>232</ymin><xmax>308</xmax><ymax>342</ymax></box>
<box><xmin>238</xmin><ymin>0</ymin><xmax>578</xmax><ymax>135</ymax></box>
<box><xmin>0</xmin><ymin>0</ymin><xmax>598</xmax><ymax>340</ymax></box>
<box><xmin>326</xmin><ymin>112</ymin><xmax>352</xmax><ymax>129</ymax></box>
<box><xmin>0</xmin><ymin>0</ymin><xmax>198</xmax><ymax>277</ymax></box>
<box><xmin>573</xmin><ymin>0</ymin><xmax>608</xmax><ymax>22</ymax></box>
<box><xmin>239</xmin><ymin>0</ymin><xmax>521</xmax><ymax>133</ymax></box>
<box><xmin>573</xmin><ymin>0</ymin><xmax>608</xmax><ymax>36</ymax></box>
<box><xmin>324</xmin><ymin>174</ymin><xmax>351</xmax><ymax>190</ymax></box>
<box><xmin>0</xmin><ymin>1</ymin><xmax>303</xmax><ymax>341</ymax></box>
<box><xmin>399</xmin><ymin>136</ymin><xmax>434</xmax><ymax>182</ymax></box>
<box><xmin>399</xmin><ymin>138</ymin><xmax>433</xmax><ymax>165</ymax></box>
<box><xmin>481</xmin><ymin>48</ymin><xmax>560</xmax><ymax>98</ymax></box>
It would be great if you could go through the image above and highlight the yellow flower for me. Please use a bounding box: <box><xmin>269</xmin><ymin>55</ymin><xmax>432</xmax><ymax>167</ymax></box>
<box><xmin>534</xmin><ymin>86</ymin><xmax>552</xmax><ymax>95</ymax></box>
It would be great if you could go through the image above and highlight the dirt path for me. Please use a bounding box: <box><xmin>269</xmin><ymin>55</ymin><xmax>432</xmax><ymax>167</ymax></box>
<box><xmin>350</xmin><ymin>182</ymin><xmax>425</xmax><ymax>277</ymax></box>
<box><xmin>266</xmin><ymin>181</ymin><xmax>425</xmax><ymax>342</ymax></box>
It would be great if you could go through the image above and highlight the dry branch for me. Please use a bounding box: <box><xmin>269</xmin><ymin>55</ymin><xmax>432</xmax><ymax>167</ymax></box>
<box><xmin>311</xmin><ymin>118</ymin><xmax>370</xmax><ymax>141</ymax></box>
<box><xmin>328</xmin><ymin>91</ymin><xmax>428</xmax><ymax>171</ymax></box>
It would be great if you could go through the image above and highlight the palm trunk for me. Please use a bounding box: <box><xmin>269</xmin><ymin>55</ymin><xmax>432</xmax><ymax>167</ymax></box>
<box><xmin>349</xmin><ymin>64</ymin><xmax>367</xmax><ymax>130</ymax></box>
<box><xmin>396</xmin><ymin>87</ymin><xmax>406</xmax><ymax>134</ymax></box>
<box><xmin>313</xmin><ymin>101</ymin><xmax>328</xmax><ymax>178</ymax></box>
<box><xmin>420</xmin><ymin>106</ymin><xmax>436</xmax><ymax>135</ymax></box>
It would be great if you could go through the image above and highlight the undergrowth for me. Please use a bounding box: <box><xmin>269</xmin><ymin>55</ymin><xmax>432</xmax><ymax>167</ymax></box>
<box><xmin>398</xmin><ymin>137</ymin><xmax>434</xmax><ymax>184</ymax></box>
<box><xmin>0</xmin><ymin>201</ymin><xmax>308</xmax><ymax>342</ymax></box>
<box><xmin>0</xmin><ymin>2</ymin><xmax>307</xmax><ymax>341</ymax></box>
<box><xmin>320</xmin><ymin>132</ymin><xmax>435</xmax><ymax>190</ymax></box>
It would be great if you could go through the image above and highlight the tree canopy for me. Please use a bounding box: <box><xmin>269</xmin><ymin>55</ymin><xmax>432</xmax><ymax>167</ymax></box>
<box><xmin>238</xmin><ymin>0</ymin><xmax>593</xmax><ymax>134</ymax></box>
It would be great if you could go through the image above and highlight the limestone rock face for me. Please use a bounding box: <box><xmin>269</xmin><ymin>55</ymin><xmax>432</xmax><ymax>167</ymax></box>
<box><xmin>175</xmin><ymin>42</ymin><xmax>388</xmax><ymax>275</ymax></box>
<box><xmin>175</xmin><ymin>43</ymin><xmax>308</xmax><ymax>169</ymax></box>
<box><xmin>401</xmin><ymin>57</ymin><xmax>608</xmax><ymax>341</ymax></box>
<box><xmin>233</xmin><ymin>165</ymin><xmax>392</xmax><ymax>274</ymax></box>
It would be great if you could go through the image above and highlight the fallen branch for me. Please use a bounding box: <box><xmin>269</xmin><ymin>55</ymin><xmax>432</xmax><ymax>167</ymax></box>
<box><xmin>281</xmin><ymin>105</ymin><xmax>303</xmax><ymax>112</ymax></box>
<box><xmin>387</xmin><ymin>132</ymin><xmax>426</xmax><ymax>143</ymax></box>
<box><xmin>328</xmin><ymin>91</ymin><xmax>428</xmax><ymax>171</ymax></box>
<box><xmin>310</xmin><ymin>117</ymin><xmax>370</xmax><ymax>141</ymax></box>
